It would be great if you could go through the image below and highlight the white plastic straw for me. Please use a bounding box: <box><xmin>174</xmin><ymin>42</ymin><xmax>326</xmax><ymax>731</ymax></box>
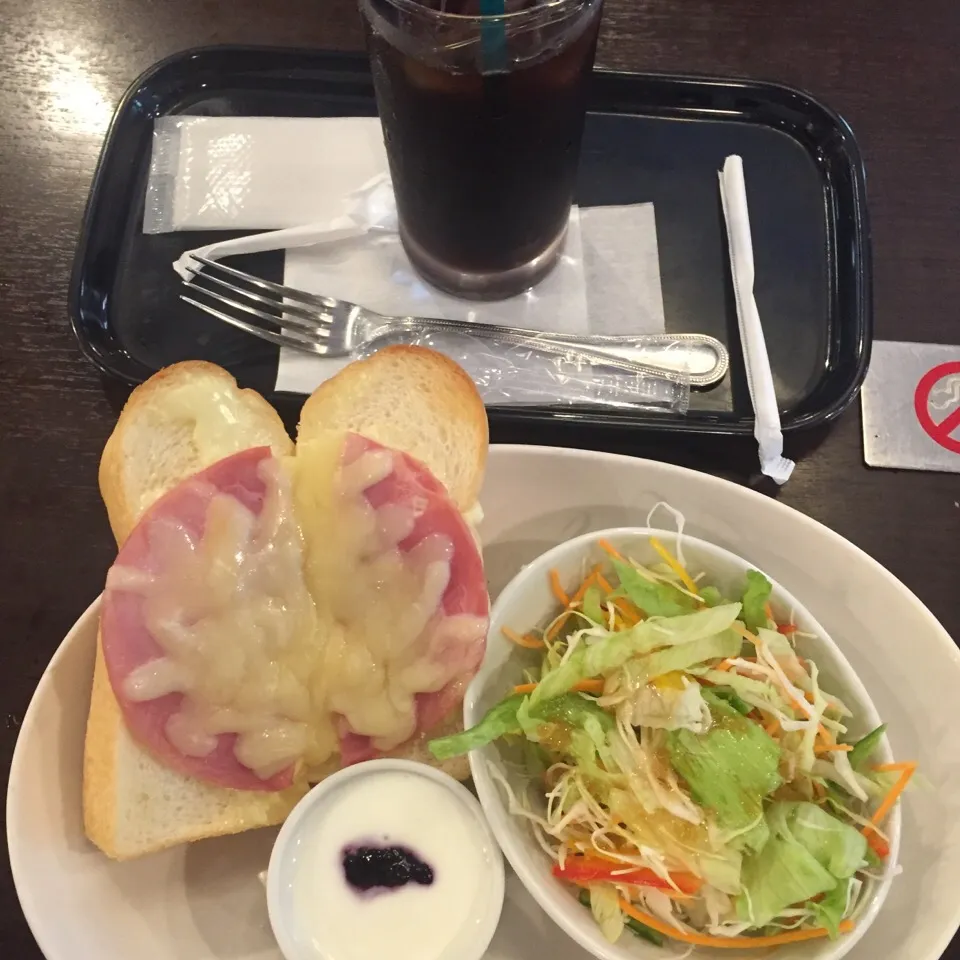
<box><xmin>719</xmin><ymin>155</ymin><xmax>795</xmax><ymax>485</ymax></box>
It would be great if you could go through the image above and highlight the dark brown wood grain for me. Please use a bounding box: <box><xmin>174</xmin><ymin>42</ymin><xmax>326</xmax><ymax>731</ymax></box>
<box><xmin>1</xmin><ymin>0</ymin><xmax>959</xmax><ymax>956</ymax></box>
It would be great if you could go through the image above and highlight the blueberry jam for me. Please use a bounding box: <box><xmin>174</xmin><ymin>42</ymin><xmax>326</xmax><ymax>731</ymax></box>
<box><xmin>342</xmin><ymin>843</ymin><xmax>435</xmax><ymax>893</ymax></box>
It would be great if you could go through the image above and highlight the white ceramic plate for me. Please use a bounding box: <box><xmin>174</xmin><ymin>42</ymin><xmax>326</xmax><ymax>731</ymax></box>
<box><xmin>8</xmin><ymin>445</ymin><xmax>960</xmax><ymax>960</ymax></box>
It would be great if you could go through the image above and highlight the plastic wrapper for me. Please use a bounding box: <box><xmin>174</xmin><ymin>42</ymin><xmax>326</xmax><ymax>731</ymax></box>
<box><xmin>355</xmin><ymin>328</ymin><xmax>691</xmax><ymax>412</ymax></box>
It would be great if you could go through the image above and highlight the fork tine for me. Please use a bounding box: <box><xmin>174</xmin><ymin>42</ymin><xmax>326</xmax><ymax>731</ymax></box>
<box><xmin>190</xmin><ymin>255</ymin><xmax>343</xmax><ymax>312</ymax></box>
<box><xmin>182</xmin><ymin>281</ymin><xmax>331</xmax><ymax>340</ymax></box>
<box><xmin>185</xmin><ymin>270</ymin><xmax>334</xmax><ymax>334</ymax></box>
<box><xmin>181</xmin><ymin>295</ymin><xmax>329</xmax><ymax>355</ymax></box>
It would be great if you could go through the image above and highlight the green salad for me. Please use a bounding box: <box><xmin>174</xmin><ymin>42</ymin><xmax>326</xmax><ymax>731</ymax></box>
<box><xmin>430</xmin><ymin>536</ymin><xmax>913</xmax><ymax>950</ymax></box>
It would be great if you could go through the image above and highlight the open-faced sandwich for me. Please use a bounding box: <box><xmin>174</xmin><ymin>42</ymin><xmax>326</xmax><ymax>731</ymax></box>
<box><xmin>83</xmin><ymin>346</ymin><xmax>490</xmax><ymax>860</ymax></box>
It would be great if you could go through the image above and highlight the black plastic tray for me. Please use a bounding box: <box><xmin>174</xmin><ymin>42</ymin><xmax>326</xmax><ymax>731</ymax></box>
<box><xmin>70</xmin><ymin>45</ymin><xmax>871</xmax><ymax>436</ymax></box>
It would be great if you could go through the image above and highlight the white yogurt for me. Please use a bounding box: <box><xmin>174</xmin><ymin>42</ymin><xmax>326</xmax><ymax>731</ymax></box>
<box><xmin>267</xmin><ymin>760</ymin><xmax>504</xmax><ymax>960</ymax></box>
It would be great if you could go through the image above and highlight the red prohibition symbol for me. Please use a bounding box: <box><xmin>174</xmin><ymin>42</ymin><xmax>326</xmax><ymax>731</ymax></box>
<box><xmin>913</xmin><ymin>361</ymin><xmax>960</xmax><ymax>455</ymax></box>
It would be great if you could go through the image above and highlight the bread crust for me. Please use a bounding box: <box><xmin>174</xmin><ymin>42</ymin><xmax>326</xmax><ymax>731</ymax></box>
<box><xmin>99</xmin><ymin>362</ymin><xmax>293</xmax><ymax>544</ymax></box>
<box><xmin>298</xmin><ymin>346</ymin><xmax>488</xmax><ymax>512</ymax></box>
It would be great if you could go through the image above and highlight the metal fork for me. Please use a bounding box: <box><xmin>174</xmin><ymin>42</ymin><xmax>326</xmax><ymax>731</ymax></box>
<box><xmin>179</xmin><ymin>256</ymin><xmax>729</xmax><ymax>386</ymax></box>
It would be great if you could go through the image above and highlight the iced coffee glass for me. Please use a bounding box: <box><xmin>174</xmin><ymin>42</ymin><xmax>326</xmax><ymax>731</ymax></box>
<box><xmin>359</xmin><ymin>0</ymin><xmax>603</xmax><ymax>299</ymax></box>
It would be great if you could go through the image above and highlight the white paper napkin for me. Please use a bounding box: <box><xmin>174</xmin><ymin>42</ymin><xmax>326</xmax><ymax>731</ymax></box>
<box><xmin>145</xmin><ymin>117</ymin><xmax>391</xmax><ymax>233</ymax></box>
<box><xmin>155</xmin><ymin>116</ymin><xmax>666</xmax><ymax>396</ymax></box>
<box><xmin>719</xmin><ymin>155</ymin><xmax>795</xmax><ymax>484</ymax></box>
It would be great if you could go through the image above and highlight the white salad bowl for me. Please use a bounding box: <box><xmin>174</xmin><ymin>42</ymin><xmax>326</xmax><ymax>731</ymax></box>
<box><xmin>465</xmin><ymin>527</ymin><xmax>900</xmax><ymax>960</ymax></box>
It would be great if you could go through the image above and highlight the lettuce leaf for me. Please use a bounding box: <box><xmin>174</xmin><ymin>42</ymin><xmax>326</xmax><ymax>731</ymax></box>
<box><xmin>732</xmin><ymin>817</ymin><xmax>770</xmax><ymax>855</ymax></box>
<box><xmin>429</xmin><ymin>692</ymin><xmax>613</xmax><ymax>760</ymax></box>
<box><xmin>736</xmin><ymin>802</ymin><xmax>866</xmax><ymax>928</ymax></box>
<box><xmin>768</xmin><ymin>802</ymin><xmax>867</xmax><ymax>878</ymax></box>
<box><xmin>741</xmin><ymin>570</ymin><xmax>773</xmax><ymax>632</ymax></box>
<box><xmin>430</xmin><ymin>693</ymin><xmax>525</xmax><ymax>759</ymax></box>
<box><xmin>612</xmin><ymin>558</ymin><xmax>696</xmax><ymax>617</ymax></box>
<box><xmin>737</xmin><ymin>832</ymin><xmax>836</xmax><ymax>927</ymax></box>
<box><xmin>699</xmin><ymin>585</ymin><xmax>724</xmax><ymax>607</ymax></box>
<box><xmin>699</xmin><ymin>850</ymin><xmax>743</xmax><ymax>895</ymax></box>
<box><xmin>709</xmin><ymin>686</ymin><xmax>753</xmax><ymax>716</ymax></box>
<box><xmin>582</xmin><ymin>585</ymin><xmax>605</xmax><ymax>625</ymax></box>
<box><xmin>810</xmin><ymin>877</ymin><xmax>850</xmax><ymax>939</ymax></box>
<box><xmin>626</xmin><ymin>631</ymin><xmax>741</xmax><ymax>687</ymax></box>
<box><xmin>530</xmin><ymin>603</ymin><xmax>742</xmax><ymax>706</ymax></box>
<box><xmin>665</xmin><ymin>697</ymin><xmax>782</xmax><ymax>833</ymax></box>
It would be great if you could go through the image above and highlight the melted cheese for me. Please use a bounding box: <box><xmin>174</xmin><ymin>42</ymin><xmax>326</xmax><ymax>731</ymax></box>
<box><xmin>114</xmin><ymin>432</ymin><xmax>485</xmax><ymax>782</ymax></box>
<box><xmin>137</xmin><ymin>381</ymin><xmax>287</xmax><ymax>519</ymax></box>
<box><xmin>119</xmin><ymin>455</ymin><xmax>322</xmax><ymax>779</ymax></box>
<box><xmin>293</xmin><ymin>435</ymin><xmax>486</xmax><ymax>754</ymax></box>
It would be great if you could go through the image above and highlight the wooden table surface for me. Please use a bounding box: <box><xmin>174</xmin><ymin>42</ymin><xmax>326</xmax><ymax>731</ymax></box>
<box><xmin>1</xmin><ymin>0</ymin><xmax>958</xmax><ymax>956</ymax></box>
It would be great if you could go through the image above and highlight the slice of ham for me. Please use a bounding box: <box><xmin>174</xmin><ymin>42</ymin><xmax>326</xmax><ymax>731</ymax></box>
<box><xmin>334</xmin><ymin>435</ymin><xmax>489</xmax><ymax>766</ymax></box>
<box><xmin>100</xmin><ymin>447</ymin><xmax>291</xmax><ymax>791</ymax></box>
<box><xmin>100</xmin><ymin>437</ymin><xmax>489</xmax><ymax>790</ymax></box>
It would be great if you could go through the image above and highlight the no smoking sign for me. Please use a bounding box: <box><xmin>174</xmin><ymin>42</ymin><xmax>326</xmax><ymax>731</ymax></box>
<box><xmin>914</xmin><ymin>361</ymin><xmax>960</xmax><ymax>455</ymax></box>
<box><xmin>863</xmin><ymin>342</ymin><xmax>960</xmax><ymax>473</ymax></box>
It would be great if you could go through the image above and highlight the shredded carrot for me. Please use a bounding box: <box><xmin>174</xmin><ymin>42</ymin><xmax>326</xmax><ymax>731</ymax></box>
<box><xmin>714</xmin><ymin>659</ymin><xmax>734</xmax><ymax>672</ymax></box>
<box><xmin>611</xmin><ymin>598</ymin><xmax>642</xmax><ymax>625</ymax></box>
<box><xmin>544</xmin><ymin>612</ymin><xmax>571</xmax><ymax>643</ymax></box>
<box><xmin>598</xmin><ymin>539</ymin><xmax>624</xmax><ymax>561</ymax></box>
<box><xmin>815</xmin><ymin>743</ymin><xmax>853</xmax><ymax>754</ymax></box>
<box><xmin>501</xmin><ymin>626</ymin><xmax>544</xmax><ymax>649</ymax></box>
<box><xmin>570</xmin><ymin>566</ymin><xmax>601</xmax><ymax>604</ymax></box>
<box><xmin>863</xmin><ymin>762</ymin><xmax>917</xmax><ymax>841</ymax></box>
<box><xmin>513</xmin><ymin>679</ymin><xmax>604</xmax><ymax>696</ymax></box>
<box><xmin>648</xmin><ymin>536</ymin><xmax>699</xmax><ymax>595</ymax></box>
<box><xmin>865</xmin><ymin>829</ymin><xmax>890</xmax><ymax>859</ymax></box>
<box><xmin>764</xmin><ymin>602</ymin><xmax>774</xmax><ymax>621</ymax></box>
<box><xmin>596</xmin><ymin>573</ymin><xmax>614</xmax><ymax>592</ymax></box>
<box><xmin>618</xmin><ymin>899</ymin><xmax>853</xmax><ymax>948</ymax></box>
<box><xmin>873</xmin><ymin>762</ymin><xmax>914</xmax><ymax>773</ymax></box>
<box><xmin>815</xmin><ymin>724</ymin><xmax>837</xmax><ymax>752</ymax></box>
<box><xmin>812</xmin><ymin>780</ymin><xmax>826</xmax><ymax>799</ymax></box>
<box><xmin>764</xmin><ymin>718</ymin><xmax>780</xmax><ymax>737</ymax></box>
<box><xmin>550</xmin><ymin>568</ymin><xmax>570</xmax><ymax>606</ymax></box>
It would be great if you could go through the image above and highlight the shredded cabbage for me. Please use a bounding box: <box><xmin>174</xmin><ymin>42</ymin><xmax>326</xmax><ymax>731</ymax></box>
<box><xmin>588</xmin><ymin>883</ymin><xmax>625</xmax><ymax>943</ymax></box>
<box><xmin>629</xmin><ymin>677</ymin><xmax>712</xmax><ymax>733</ymax></box>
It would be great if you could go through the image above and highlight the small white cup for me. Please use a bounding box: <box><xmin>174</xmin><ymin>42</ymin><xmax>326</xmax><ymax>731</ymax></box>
<box><xmin>267</xmin><ymin>758</ymin><xmax>505</xmax><ymax>960</ymax></box>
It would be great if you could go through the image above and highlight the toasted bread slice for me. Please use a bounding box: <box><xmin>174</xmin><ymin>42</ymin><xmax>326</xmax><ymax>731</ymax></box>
<box><xmin>84</xmin><ymin>636</ymin><xmax>306</xmax><ymax>860</ymax></box>
<box><xmin>84</xmin><ymin>353</ymin><xmax>483</xmax><ymax>859</ymax></box>
<box><xmin>99</xmin><ymin>361</ymin><xmax>294</xmax><ymax>545</ymax></box>
<box><xmin>297</xmin><ymin>346</ymin><xmax>488</xmax><ymax>513</ymax></box>
<box><xmin>86</xmin><ymin>363</ymin><xmax>302</xmax><ymax>859</ymax></box>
